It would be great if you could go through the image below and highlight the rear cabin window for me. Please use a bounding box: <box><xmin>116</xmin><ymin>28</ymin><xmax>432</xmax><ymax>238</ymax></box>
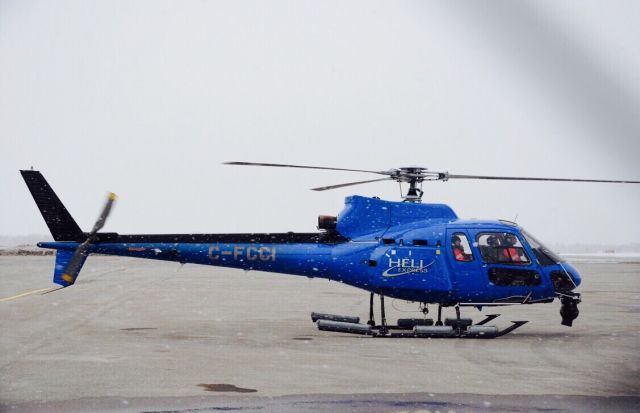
<box><xmin>476</xmin><ymin>232</ymin><xmax>531</xmax><ymax>265</ymax></box>
<box><xmin>451</xmin><ymin>233</ymin><xmax>473</xmax><ymax>262</ymax></box>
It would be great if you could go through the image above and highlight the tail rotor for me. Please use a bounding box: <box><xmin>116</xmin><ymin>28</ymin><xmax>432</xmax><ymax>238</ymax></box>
<box><xmin>57</xmin><ymin>192</ymin><xmax>117</xmax><ymax>287</ymax></box>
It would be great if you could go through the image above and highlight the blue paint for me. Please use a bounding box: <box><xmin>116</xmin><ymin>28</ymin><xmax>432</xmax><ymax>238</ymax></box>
<box><xmin>52</xmin><ymin>250</ymin><xmax>86</xmax><ymax>287</ymax></box>
<box><xmin>37</xmin><ymin>196</ymin><xmax>581</xmax><ymax>306</ymax></box>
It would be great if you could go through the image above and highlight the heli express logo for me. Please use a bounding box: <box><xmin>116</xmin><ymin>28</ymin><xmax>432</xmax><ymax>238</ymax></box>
<box><xmin>382</xmin><ymin>256</ymin><xmax>436</xmax><ymax>277</ymax></box>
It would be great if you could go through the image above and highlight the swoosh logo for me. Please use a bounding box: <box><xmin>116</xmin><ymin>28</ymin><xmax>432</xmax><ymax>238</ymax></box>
<box><xmin>382</xmin><ymin>260</ymin><xmax>436</xmax><ymax>277</ymax></box>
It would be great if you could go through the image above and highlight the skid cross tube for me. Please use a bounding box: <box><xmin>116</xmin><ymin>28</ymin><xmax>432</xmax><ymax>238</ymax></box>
<box><xmin>379</xmin><ymin>294</ymin><xmax>388</xmax><ymax>335</ymax></box>
<box><xmin>367</xmin><ymin>292</ymin><xmax>375</xmax><ymax>326</ymax></box>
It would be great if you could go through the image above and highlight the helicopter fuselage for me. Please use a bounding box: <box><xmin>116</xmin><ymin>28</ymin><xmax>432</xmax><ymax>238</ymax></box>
<box><xmin>39</xmin><ymin>195</ymin><xmax>581</xmax><ymax>306</ymax></box>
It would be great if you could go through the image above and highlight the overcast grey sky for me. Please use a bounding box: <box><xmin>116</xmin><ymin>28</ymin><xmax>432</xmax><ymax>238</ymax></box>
<box><xmin>1</xmin><ymin>0</ymin><xmax>639</xmax><ymax>245</ymax></box>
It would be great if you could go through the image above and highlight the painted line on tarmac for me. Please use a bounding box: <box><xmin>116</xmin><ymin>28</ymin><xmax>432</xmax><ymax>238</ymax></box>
<box><xmin>0</xmin><ymin>287</ymin><xmax>54</xmax><ymax>302</ymax></box>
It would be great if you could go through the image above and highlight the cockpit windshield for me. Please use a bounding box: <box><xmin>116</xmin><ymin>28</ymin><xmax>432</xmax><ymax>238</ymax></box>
<box><xmin>520</xmin><ymin>229</ymin><xmax>564</xmax><ymax>266</ymax></box>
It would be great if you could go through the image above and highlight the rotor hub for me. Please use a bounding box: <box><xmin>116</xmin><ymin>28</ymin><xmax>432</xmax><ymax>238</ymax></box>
<box><xmin>391</xmin><ymin>167</ymin><xmax>433</xmax><ymax>202</ymax></box>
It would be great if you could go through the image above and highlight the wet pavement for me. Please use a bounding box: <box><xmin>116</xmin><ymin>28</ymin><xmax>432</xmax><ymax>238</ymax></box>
<box><xmin>1</xmin><ymin>256</ymin><xmax>639</xmax><ymax>412</ymax></box>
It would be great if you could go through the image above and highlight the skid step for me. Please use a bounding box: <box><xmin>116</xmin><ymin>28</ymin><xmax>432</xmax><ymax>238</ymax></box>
<box><xmin>475</xmin><ymin>314</ymin><xmax>501</xmax><ymax>325</ymax></box>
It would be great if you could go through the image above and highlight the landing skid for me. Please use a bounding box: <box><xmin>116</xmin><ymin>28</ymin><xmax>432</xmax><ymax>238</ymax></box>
<box><xmin>311</xmin><ymin>294</ymin><xmax>527</xmax><ymax>339</ymax></box>
<box><xmin>313</xmin><ymin>314</ymin><xmax>527</xmax><ymax>338</ymax></box>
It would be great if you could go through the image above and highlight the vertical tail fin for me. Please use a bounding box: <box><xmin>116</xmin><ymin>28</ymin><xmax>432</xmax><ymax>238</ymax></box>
<box><xmin>20</xmin><ymin>170</ymin><xmax>83</xmax><ymax>241</ymax></box>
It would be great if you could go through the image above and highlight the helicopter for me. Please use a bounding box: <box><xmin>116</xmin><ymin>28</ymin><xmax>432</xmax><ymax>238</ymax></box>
<box><xmin>20</xmin><ymin>163</ymin><xmax>640</xmax><ymax>339</ymax></box>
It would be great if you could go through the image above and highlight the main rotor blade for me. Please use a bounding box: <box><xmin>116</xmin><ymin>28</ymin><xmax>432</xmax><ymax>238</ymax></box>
<box><xmin>311</xmin><ymin>177</ymin><xmax>394</xmax><ymax>191</ymax></box>
<box><xmin>224</xmin><ymin>161</ymin><xmax>391</xmax><ymax>176</ymax></box>
<box><xmin>443</xmin><ymin>174</ymin><xmax>640</xmax><ymax>184</ymax></box>
<box><xmin>89</xmin><ymin>192</ymin><xmax>117</xmax><ymax>235</ymax></box>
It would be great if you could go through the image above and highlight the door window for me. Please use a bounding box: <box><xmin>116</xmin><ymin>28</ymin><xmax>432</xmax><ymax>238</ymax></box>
<box><xmin>451</xmin><ymin>233</ymin><xmax>473</xmax><ymax>262</ymax></box>
<box><xmin>476</xmin><ymin>232</ymin><xmax>531</xmax><ymax>265</ymax></box>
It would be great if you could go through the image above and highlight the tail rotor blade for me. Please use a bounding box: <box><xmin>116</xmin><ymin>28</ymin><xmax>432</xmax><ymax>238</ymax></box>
<box><xmin>89</xmin><ymin>192</ymin><xmax>117</xmax><ymax>235</ymax></box>
<box><xmin>60</xmin><ymin>240</ymin><xmax>90</xmax><ymax>285</ymax></box>
<box><xmin>60</xmin><ymin>191</ymin><xmax>117</xmax><ymax>286</ymax></box>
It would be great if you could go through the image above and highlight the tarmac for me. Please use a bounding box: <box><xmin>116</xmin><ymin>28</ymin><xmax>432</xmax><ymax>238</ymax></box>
<box><xmin>1</xmin><ymin>255</ymin><xmax>639</xmax><ymax>412</ymax></box>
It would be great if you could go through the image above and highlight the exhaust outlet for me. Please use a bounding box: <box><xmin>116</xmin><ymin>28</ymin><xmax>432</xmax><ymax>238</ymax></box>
<box><xmin>318</xmin><ymin>215</ymin><xmax>337</xmax><ymax>230</ymax></box>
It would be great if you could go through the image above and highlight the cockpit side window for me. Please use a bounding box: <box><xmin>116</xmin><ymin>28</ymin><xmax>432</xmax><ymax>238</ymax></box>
<box><xmin>451</xmin><ymin>233</ymin><xmax>473</xmax><ymax>262</ymax></box>
<box><xmin>476</xmin><ymin>232</ymin><xmax>531</xmax><ymax>265</ymax></box>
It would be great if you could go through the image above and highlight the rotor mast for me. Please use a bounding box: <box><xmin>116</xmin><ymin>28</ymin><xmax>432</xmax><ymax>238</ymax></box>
<box><xmin>396</xmin><ymin>166</ymin><xmax>427</xmax><ymax>203</ymax></box>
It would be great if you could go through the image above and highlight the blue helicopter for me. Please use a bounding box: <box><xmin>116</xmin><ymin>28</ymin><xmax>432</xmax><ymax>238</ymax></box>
<box><xmin>20</xmin><ymin>163</ymin><xmax>640</xmax><ymax>338</ymax></box>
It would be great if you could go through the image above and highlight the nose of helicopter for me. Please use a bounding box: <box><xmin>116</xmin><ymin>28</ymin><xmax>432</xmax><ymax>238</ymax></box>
<box><xmin>561</xmin><ymin>261</ymin><xmax>582</xmax><ymax>288</ymax></box>
<box><xmin>557</xmin><ymin>261</ymin><xmax>582</xmax><ymax>327</ymax></box>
